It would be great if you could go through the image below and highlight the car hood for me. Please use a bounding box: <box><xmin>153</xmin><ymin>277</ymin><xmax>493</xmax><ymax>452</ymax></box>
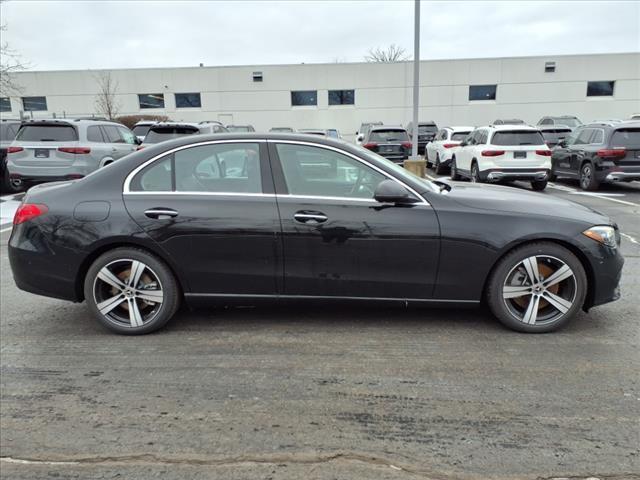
<box><xmin>443</xmin><ymin>182</ymin><xmax>611</xmax><ymax>225</ymax></box>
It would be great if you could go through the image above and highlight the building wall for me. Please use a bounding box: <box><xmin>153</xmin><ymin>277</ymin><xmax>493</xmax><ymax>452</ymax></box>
<box><xmin>2</xmin><ymin>52</ymin><xmax>639</xmax><ymax>142</ymax></box>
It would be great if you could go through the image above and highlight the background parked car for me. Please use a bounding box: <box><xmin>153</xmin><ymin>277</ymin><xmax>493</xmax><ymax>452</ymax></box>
<box><xmin>550</xmin><ymin>121</ymin><xmax>640</xmax><ymax>190</ymax></box>
<box><xmin>362</xmin><ymin>125</ymin><xmax>411</xmax><ymax>164</ymax></box>
<box><xmin>226</xmin><ymin>125</ymin><xmax>255</xmax><ymax>132</ymax></box>
<box><xmin>630</xmin><ymin>113</ymin><xmax>640</xmax><ymax>120</ymax></box>
<box><xmin>537</xmin><ymin>116</ymin><xmax>583</xmax><ymax>130</ymax></box>
<box><xmin>270</xmin><ymin>127</ymin><xmax>295</xmax><ymax>132</ymax></box>
<box><xmin>539</xmin><ymin>125</ymin><xmax>573</xmax><ymax>148</ymax></box>
<box><xmin>492</xmin><ymin>119</ymin><xmax>526</xmax><ymax>125</ymax></box>
<box><xmin>140</xmin><ymin>122</ymin><xmax>208</xmax><ymax>148</ymax></box>
<box><xmin>1</xmin><ymin>119</ymin><xmax>22</xmax><ymax>193</ymax></box>
<box><xmin>451</xmin><ymin>124</ymin><xmax>551</xmax><ymax>190</ymax></box>
<box><xmin>132</xmin><ymin>120</ymin><xmax>157</xmax><ymax>142</ymax></box>
<box><xmin>425</xmin><ymin>126</ymin><xmax>474</xmax><ymax>174</ymax></box>
<box><xmin>7</xmin><ymin>118</ymin><xmax>138</xmax><ymax>189</ymax></box>
<box><xmin>356</xmin><ymin>121</ymin><xmax>383</xmax><ymax>145</ymax></box>
<box><xmin>326</xmin><ymin>129</ymin><xmax>342</xmax><ymax>139</ymax></box>
<box><xmin>405</xmin><ymin>120</ymin><xmax>438</xmax><ymax>154</ymax></box>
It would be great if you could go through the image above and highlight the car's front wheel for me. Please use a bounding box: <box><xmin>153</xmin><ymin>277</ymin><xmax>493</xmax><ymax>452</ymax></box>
<box><xmin>84</xmin><ymin>247</ymin><xmax>180</xmax><ymax>334</ymax></box>
<box><xmin>531</xmin><ymin>180</ymin><xmax>547</xmax><ymax>191</ymax></box>
<box><xmin>486</xmin><ymin>242</ymin><xmax>587</xmax><ymax>333</ymax></box>
<box><xmin>434</xmin><ymin>154</ymin><xmax>446</xmax><ymax>175</ymax></box>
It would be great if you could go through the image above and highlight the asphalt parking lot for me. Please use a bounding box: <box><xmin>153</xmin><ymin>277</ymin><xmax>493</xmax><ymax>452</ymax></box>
<box><xmin>1</xmin><ymin>178</ymin><xmax>639</xmax><ymax>480</ymax></box>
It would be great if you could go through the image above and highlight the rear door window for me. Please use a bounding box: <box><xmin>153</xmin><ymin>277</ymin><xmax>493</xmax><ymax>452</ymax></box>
<box><xmin>102</xmin><ymin>125</ymin><xmax>124</xmax><ymax>143</ymax></box>
<box><xmin>490</xmin><ymin>130</ymin><xmax>545</xmax><ymax>146</ymax></box>
<box><xmin>118</xmin><ymin>127</ymin><xmax>137</xmax><ymax>145</ymax></box>
<box><xmin>369</xmin><ymin>130</ymin><xmax>409</xmax><ymax>142</ymax></box>
<box><xmin>610</xmin><ymin>129</ymin><xmax>640</xmax><ymax>148</ymax></box>
<box><xmin>573</xmin><ymin>128</ymin><xmax>594</xmax><ymax>145</ymax></box>
<box><xmin>87</xmin><ymin>126</ymin><xmax>105</xmax><ymax>142</ymax></box>
<box><xmin>16</xmin><ymin>124</ymin><xmax>78</xmax><ymax>142</ymax></box>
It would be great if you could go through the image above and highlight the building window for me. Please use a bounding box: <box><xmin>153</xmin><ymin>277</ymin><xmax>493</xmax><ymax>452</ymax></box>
<box><xmin>0</xmin><ymin>97</ymin><xmax>10</xmax><ymax>112</ymax></box>
<box><xmin>252</xmin><ymin>71</ymin><xmax>263</xmax><ymax>82</ymax></box>
<box><xmin>138</xmin><ymin>93</ymin><xmax>165</xmax><ymax>109</ymax></box>
<box><xmin>328</xmin><ymin>89</ymin><xmax>355</xmax><ymax>105</ymax></box>
<box><xmin>545</xmin><ymin>61</ymin><xmax>556</xmax><ymax>73</ymax></box>
<box><xmin>469</xmin><ymin>85</ymin><xmax>497</xmax><ymax>101</ymax></box>
<box><xmin>587</xmin><ymin>81</ymin><xmax>615</xmax><ymax>97</ymax></box>
<box><xmin>175</xmin><ymin>93</ymin><xmax>201</xmax><ymax>108</ymax></box>
<box><xmin>22</xmin><ymin>96</ymin><xmax>48</xmax><ymax>111</ymax></box>
<box><xmin>291</xmin><ymin>90</ymin><xmax>317</xmax><ymax>106</ymax></box>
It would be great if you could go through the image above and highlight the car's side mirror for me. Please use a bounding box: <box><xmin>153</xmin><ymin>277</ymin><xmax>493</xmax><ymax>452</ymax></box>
<box><xmin>374</xmin><ymin>179</ymin><xmax>415</xmax><ymax>204</ymax></box>
<box><xmin>134</xmin><ymin>137</ymin><xmax>142</xmax><ymax>145</ymax></box>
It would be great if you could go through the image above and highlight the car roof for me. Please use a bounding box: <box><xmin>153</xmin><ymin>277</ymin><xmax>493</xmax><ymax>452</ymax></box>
<box><xmin>19</xmin><ymin>118</ymin><xmax>123</xmax><ymax>127</ymax></box>
<box><xmin>134</xmin><ymin>120</ymin><xmax>159</xmax><ymax>126</ymax></box>
<box><xmin>370</xmin><ymin>125</ymin><xmax>406</xmax><ymax>131</ymax></box>
<box><xmin>150</xmin><ymin>122</ymin><xmax>200</xmax><ymax>129</ymax></box>
<box><xmin>538</xmin><ymin>125</ymin><xmax>573</xmax><ymax>131</ymax></box>
<box><xmin>485</xmin><ymin>124</ymin><xmax>540</xmax><ymax>131</ymax></box>
<box><xmin>443</xmin><ymin>125</ymin><xmax>474</xmax><ymax>131</ymax></box>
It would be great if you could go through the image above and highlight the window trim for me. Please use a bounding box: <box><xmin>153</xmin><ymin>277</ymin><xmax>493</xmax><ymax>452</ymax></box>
<box><xmin>0</xmin><ymin>97</ymin><xmax>11</xmax><ymax>113</ymax></box>
<box><xmin>123</xmin><ymin>139</ymin><xmax>429</xmax><ymax>205</ymax></box>
<box><xmin>586</xmin><ymin>81</ymin><xmax>615</xmax><ymax>97</ymax></box>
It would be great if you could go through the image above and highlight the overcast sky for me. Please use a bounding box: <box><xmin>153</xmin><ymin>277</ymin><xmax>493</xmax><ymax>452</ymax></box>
<box><xmin>2</xmin><ymin>0</ymin><xmax>639</xmax><ymax>71</ymax></box>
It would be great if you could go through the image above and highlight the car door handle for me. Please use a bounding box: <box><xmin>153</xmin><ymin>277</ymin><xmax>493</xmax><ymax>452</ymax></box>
<box><xmin>144</xmin><ymin>208</ymin><xmax>179</xmax><ymax>219</ymax></box>
<box><xmin>294</xmin><ymin>211</ymin><xmax>328</xmax><ymax>224</ymax></box>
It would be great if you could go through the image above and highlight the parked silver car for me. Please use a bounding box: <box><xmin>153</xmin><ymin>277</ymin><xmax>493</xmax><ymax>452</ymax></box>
<box><xmin>7</xmin><ymin>119</ymin><xmax>138</xmax><ymax>189</ymax></box>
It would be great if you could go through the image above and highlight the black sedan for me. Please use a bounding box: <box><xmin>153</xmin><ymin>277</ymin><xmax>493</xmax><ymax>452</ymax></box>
<box><xmin>8</xmin><ymin>133</ymin><xmax>623</xmax><ymax>334</ymax></box>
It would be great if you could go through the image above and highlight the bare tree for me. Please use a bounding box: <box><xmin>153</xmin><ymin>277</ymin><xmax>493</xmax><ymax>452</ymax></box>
<box><xmin>364</xmin><ymin>44</ymin><xmax>410</xmax><ymax>63</ymax></box>
<box><xmin>0</xmin><ymin>0</ymin><xmax>27</xmax><ymax>96</ymax></box>
<box><xmin>94</xmin><ymin>71</ymin><xmax>121</xmax><ymax>120</ymax></box>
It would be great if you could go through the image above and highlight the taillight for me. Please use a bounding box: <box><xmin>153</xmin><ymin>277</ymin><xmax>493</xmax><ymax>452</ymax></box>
<box><xmin>401</xmin><ymin>142</ymin><xmax>412</xmax><ymax>148</ymax></box>
<box><xmin>7</xmin><ymin>146</ymin><xmax>23</xmax><ymax>154</ymax></box>
<box><xmin>58</xmin><ymin>147</ymin><xmax>91</xmax><ymax>154</ymax></box>
<box><xmin>481</xmin><ymin>150</ymin><xmax>505</xmax><ymax>157</ymax></box>
<box><xmin>597</xmin><ymin>148</ymin><xmax>626</xmax><ymax>158</ymax></box>
<box><xmin>363</xmin><ymin>142</ymin><xmax>378</xmax><ymax>150</ymax></box>
<box><xmin>535</xmin><ymin>150</ymin><xmax>552</xmax><ymax>156</ymax></box>
<box><xmin>13</xmin><ymin>203</ymin><xmax>49</xmax><ymax>225</ymax></box>
<box><xmin>443</xmin><ymin>143</ymin><xmax>458</xmax><ymax>148</ymax></box>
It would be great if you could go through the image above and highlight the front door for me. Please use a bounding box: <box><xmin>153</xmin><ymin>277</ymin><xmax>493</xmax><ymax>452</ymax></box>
<box><xmin>268</xmin><ymin>141</ymin><xmax>440</xmax><ymax>300</ymax></box>
<box><xmin>123</xmin><ymin>140</ymin><xmax>281</xmax><ymax>295</ymax></box>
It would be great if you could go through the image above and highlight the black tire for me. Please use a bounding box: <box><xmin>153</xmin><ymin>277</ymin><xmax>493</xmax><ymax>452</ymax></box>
<box><xmin>434</xmin><ymin>155</ymin><xmax>446</xmax><ymax>175</ymax></box>
<box><xmin>486</xmin><ymin>242</ymin><xmax>587</xmax><ymax>333</ymax></box>
<box><xmin>531</xmin><ymin>180</ymin><xmax>548</xmax><ymax>191</ymax></box>
<box><xmin>579</xmin><ymin>161</ymin><xmax>600</xmax><ymax>191</ymax></box>
<box><xmin>471</xmin><ymin>162</ymin><xmax>482</xmax><ymax>183</ymax></box>
<box><xmin>1</xmin><ymin>170</ymin><xmax>23</xmax><ymax>194</ymax></box>
<box><xmin>548</xmin><ymin>165</ymin><xmax>557</xmax><ymax>182</ymax></box>
<box><xmin>450</xmin><ymin>157</ymin><xmax>461</xmax><ymax>180</ymax></box>
<box><xmin>83</xmin><ymin>247</ymin><xmax>180</xmax><ymax>335</ymax></box>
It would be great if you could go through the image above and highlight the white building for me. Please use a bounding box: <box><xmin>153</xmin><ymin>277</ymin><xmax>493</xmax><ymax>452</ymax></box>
<box><xmin>2</xmin><ymin>52</ymin><xmax>639</xmax><ymax>141</ymax></box>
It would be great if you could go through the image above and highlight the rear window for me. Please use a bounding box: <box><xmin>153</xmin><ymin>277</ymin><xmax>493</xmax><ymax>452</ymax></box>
<box><xmin>369</xmin><ymin>130</ymin><xmax>409</xmax><ymax>142</ymax></box>
<box><xmin>418</xmin><ymin>125</ymin><xmax>437</xmax><ymax>133</ymax></box>
<box><xmin>0</xmin><ymin>123</ymin><xmax>20</xmax><ymax>142</ymax></box>
<box><xmin>610</xmin><ymin>129</ymin><xmax>640</xmax><ymax>148</ymax></box>
<box><xmin>133</xmin><ymin>125</ymin><xmax>152</xmax><ymax>137</ymax></box>
<box><xmin>16</xmin><ymin>124</ymin><xmax>78</xmax><ymax>142</ymax></box>
<box><xmin>491</xmin><ymin>130</ymin><xmax>545</xmax><ymax>146</ymax></box>
<box><xmin>451</xmin><ymin>131</ymin><xmax>471</xmax><ymax>141</ymax></box>
<box><xmin>144</xmin><ymin>127</ymin><xmax>199</xmax><ymax>144</ymax></box>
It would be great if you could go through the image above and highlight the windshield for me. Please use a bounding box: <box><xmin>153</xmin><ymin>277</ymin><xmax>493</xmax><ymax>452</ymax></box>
<box><xmin>556</xmin><ymin>118</ymin><xmax>582</xmax><ymax>128</ymax></box>
<box><xmin>369</xmin><ymin>130</ymin><xmax>409</xmax><ymax>142</ymax></box>
<box><xmin>144</xmin><ymin>127</ymin><xmax>199</xmax><ymax>144</ymax></box>
<box><xmin>611</xmin><ymin>129</ymin><xmax>640</xmax><ymax>148</ymax></box>
<box><xmin>491</xmin><ymin>130</ymin><xmax>545</xmax><ymax>146</ymax></box>
<box><xmin>354</xmin><ymin>144</ymin><xmax>440</xmax><ymax>194</ymax></box>
<box><xmin>0</xmin><ymin>123</ymin><xmax>20</xmax><ymax>142</ymax></box>
<box><xmin>132</xmin><ymin>125</ymin><xmax>152</xmax><ymax>137</ymax></box>
<box><xmin>16</xmin><ymin>124</ymin><xmax>78</xmax><ymax>142</ymax></box>
<box><xmin>451</xmin><ymin>131</ymin><xmax>471</xmax><ymax>141</ymax></box>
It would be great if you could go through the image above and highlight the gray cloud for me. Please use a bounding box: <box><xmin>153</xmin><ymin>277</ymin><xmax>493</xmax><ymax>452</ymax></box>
<box><xmin>2</xmin><ymin>0</ymin><xmax>639</xmax><ymax>71</ymax></box>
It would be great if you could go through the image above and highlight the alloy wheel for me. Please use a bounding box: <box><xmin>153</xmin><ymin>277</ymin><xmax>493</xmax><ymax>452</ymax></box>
<box><xmin>580</xmin><ymin>164</ymin><xmax>592</xmax><ymax>189</ymax></box>
<box><xmin>92</xmin><ymin>259</ymin><xmax>164</xmax><ymax>328</ymax></box>
<box><xmin>502</xmin><ymin>255</ymin><xmax>577</xmax><ymax>326</ymax></box>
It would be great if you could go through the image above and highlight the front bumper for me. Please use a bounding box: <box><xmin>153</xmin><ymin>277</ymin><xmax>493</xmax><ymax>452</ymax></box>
<box><xmin>582</xmin><ymin>239</ymin><xmax>624</xmax><ymax>310</ymax></box>
<box><xmin>481</xmin><ymin>169</ymin><xmax>550</xmax><ymax>182</ymax></box>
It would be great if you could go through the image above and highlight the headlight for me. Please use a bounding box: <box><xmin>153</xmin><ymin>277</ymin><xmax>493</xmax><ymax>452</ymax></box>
<box><xmin>583</xmin><ymin>225</ymin><xmax>618</xmax><ymax>248</ymax></box>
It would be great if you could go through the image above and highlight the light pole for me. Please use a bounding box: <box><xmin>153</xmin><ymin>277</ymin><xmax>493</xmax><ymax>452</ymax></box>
<box><xmin>410</xmin><ymin>0</ymin><xmax>421</xmax><ymax>161</ymax></box>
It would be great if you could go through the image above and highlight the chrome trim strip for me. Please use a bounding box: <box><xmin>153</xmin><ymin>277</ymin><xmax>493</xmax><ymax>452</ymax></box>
<box><xmin>184</xmin><ymin>292</ymin><xmax>479</xmax><ymax>303</ymax></box>
<box><xmin>124</xmin><ymin>191</ymin><xmax>276</xmax><ymax>197</ymax></box>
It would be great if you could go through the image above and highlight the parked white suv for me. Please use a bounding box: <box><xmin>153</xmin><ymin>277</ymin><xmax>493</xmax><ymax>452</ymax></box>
<box><xmin>425</xmin><ymin>126</ymin><xmax>474</xmax><ymax>174</ymax></box>
<box><xmin>450</xmin><ymin>125</ymin><xmax>552</xmax><ymax>191</ymax></box>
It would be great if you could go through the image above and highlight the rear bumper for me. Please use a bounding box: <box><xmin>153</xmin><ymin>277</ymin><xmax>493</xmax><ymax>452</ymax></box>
<box><xmin>604</xmin><ymin>171</ymin><xmax>640</xmax><ymax>182</ymax></box>
<box><xmin>481</xmin><ymin>169</ymin><xmax>550</xmax><ymax>182</ymax></box>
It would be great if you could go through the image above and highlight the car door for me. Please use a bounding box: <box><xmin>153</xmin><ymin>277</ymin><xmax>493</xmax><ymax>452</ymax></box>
<box><xmin>101</xmin><ymin>125</ymin><xmax>134</xmax><ymax>160</ymax></box>
<box><xmin>268</xmin><ymin>140</ymin><xmax>440</xmax><ymax>300</ymax></box>
<box><xmin>568</xmin><ymin>128</ymin><xmax>594</xmax><ymax>174</ymax></box>
<box><xmin>457</xmin><ymin>130</ymin><xmax>478</xmax><ymax>173</ymax></box>
<box><xmin>123</xmin><ymin>140</ymin><xmax>281</xmax><ymax>295</ymax></box>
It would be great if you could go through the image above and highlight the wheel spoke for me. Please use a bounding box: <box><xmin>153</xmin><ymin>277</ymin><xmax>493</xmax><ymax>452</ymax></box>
<box><xmin>522</xmin><ymin>256</ymin><xmax>540</xmax><ymax>284</ymax></box>
<box><xmin>97</xmin><ymin>267</ymin><xmax>126</xmax><ymax>291</ymax></box>
<box><xmin>503</xmin><ymin>285</ymin><xmax>532</xmax><ymax>299</ymax></box>
<box><xmin>543</xmin><ymin>291</ymin><xmax>572</xmax><ymax>314</ymax></box>
<box><xmin>128</xmin><ymin>260</ymin><xmax>146</xmax><ymax>288</ymax></box>
<box><xmin>543</xmin><ymin>264</ymin><xmax>574</xmax><ymax>288</ymax></box>
<box><xmin>127</xmin><ymin>298</ymin><xmax>144</xmax><ymax>327</ymax></box>
<box><xmin>97</xmin><ymin>294</ymin><xmax>126</xmax><ymax>315</ymax></box>
<box><xmin>136</xmin><ymin>289</ymin><xmax>164</xmax><ymax>304</ymax></box>
<box><xmin>522</xmin><ymin>295</ymin><xmax>540</xmax><ymax>325</ymax></box>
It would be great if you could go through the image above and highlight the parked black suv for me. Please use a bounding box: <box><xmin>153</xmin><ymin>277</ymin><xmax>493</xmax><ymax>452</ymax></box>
<box><xmin>550</xmin><ymin>121</ymin><xmax>640</xmax><ymax>190</ymax></box>
<box><xmin>405</xmin><ymin>121</ymin><xmax>438</xmax><ymax>154</ymax></box>
<box><xmin>0</xmin><ymin>119</ymin><xmax>22</xmax><ymax>193</ymax></box>
<box><xmin>362</xmin><ymin>125</ymin><xmax>411</xmax><ymax>163</ymax></box>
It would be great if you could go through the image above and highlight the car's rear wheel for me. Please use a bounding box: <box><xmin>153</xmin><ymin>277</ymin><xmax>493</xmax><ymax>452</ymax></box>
<box><xmin>450</xmin><ymin>157</ymin><xmax>460</xmax><ymax>180</ymax></box>
<box><xmin>531</xmin><ymin>180</ymin><xmax>548</xmax><ymax>191</ymax></box>
<box><xmin>471</xmin><ymin>162</ymin><xmax>482</xmax><ymax>183</ymax></box>
<box><xmin>84</xmin><ymin>248</ymin><xmax>180</xmax><ymax>335</ymax></box>
<box><xmin>580</xmin><ymin>162</ymin><xmax>599</xmax><ymax>191</ymax></box>
<box><xmin>1</xmin><ymin>171</ymin><xmax>23</xmax><ymax>194</ymax></box>
<box><xmin>486</xmin><ymin>242</ymin><xmax>587</xmax><ymax>333</ymax></box>
<box><xmin>434</xmin><ymin>154</ymin><xmax>445</xmax><ymax>175</ymax></box>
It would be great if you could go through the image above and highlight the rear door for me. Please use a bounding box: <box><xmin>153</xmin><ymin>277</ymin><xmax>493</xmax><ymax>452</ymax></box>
<box><xmin>488</xmin><ymin>130</ymin><xmax>548</xmax><ymax>168</ymax></box>
<box><xmin>10</xmin><ymin>122</ymin><xmax>80</xmax><ymax>172</ymax></box>
<box><xmin>123</xmin><ymin>140</ymin><xmax>281</xmax><ymax>295</ymax></box>
<box><xmin>568</xmin><ymin>128</ymin><xmax>595</xmax><ymax>173</ymax></box>
<box><xmin>269</xmin><ymin>141</ymin><xmax>440</xmax><ymax>300</ymax></box>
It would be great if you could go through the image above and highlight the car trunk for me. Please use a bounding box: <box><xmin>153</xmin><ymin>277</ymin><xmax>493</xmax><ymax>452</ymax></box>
<box><xmin>11</xmin><ymin>123</ymin><xmax>82</xmax><ymax>168</ymax></box>
<box><xmin>489</xmin><ymin>130</ymin><xmax>549</xmax><ymax>168</ymax></box>
<box><xmin>609</xmin><ymin>128</ymin><xmax>640</xmax><ymax>166</ymax></box>
<box><xmin>366</xmin><ymin>129</ymin><xmax>410</xmax><ymax>158</ymax></box>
